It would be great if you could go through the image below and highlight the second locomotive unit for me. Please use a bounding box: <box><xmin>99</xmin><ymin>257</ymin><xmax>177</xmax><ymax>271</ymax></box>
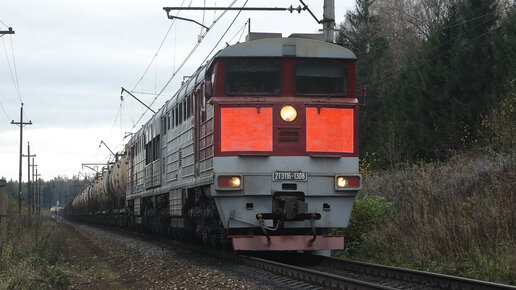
<box><xmin>69</xmin><ymin>33</ymin><xmax>361</xmax><ymax>251</ymax></box>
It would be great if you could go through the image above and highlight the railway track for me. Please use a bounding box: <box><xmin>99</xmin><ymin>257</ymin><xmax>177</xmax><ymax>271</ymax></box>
<box><xmin>220</xmin><ymin>251</ymin><xmax>515</xmax><ymax>290</ymax></box>
<box><xmin>247</xmin><ymin>252</ymin><xmax>516</xmax><ymax>289</ymax></box>
<box><xmin>310</xmin><ymin>256</ymin><xmax>516</xmax><ymax>290</ymax></box>
<box><xmin>72</xmin><ymin>222</ymin><xmax>515</xmax><ymax>289</ymax></box>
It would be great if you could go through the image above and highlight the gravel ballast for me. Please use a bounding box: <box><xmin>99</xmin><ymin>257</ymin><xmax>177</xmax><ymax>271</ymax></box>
<box><xmin>63</xmin><ymin>221</ymin><xmax>300</xmax><ymax>289</ymax></box>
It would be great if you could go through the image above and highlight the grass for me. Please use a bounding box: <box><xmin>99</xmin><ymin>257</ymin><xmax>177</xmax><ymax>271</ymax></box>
<box><xmin>334</xmin><ymin>150</ymin><xmax>515</xmax><ymax>285</ymax></box>
<box><xmin>0</xmin><ymin>200</ymin><xmax>69</xmax><ymax>289</ymax></box>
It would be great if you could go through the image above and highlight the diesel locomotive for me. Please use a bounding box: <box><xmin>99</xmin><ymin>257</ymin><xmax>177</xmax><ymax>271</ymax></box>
<box><xmin>68</xmin><ymin>33</ymin><xmax>361</xmax><ymax>251</ymax></box>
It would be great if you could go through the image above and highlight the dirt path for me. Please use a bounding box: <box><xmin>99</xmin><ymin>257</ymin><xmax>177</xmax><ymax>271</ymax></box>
<box><xmin>57</xmin><ymin>221</ymin><xmax>270</xmax><ymax>289</ymax></box>
<box><xmin>58</xmin><ymin>222</ymin><xmax>143</xmax><ymax>289</ymax></box>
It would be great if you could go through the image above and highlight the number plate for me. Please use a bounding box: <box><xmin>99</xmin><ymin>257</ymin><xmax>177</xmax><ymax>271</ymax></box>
<box><xmin>273</xmin><ymin>171</ymin><xmax>307</xmax><ymax>181</ymax></box>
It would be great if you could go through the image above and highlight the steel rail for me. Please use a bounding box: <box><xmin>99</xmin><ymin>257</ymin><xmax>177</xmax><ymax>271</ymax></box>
<box><xmin>318</xmin><ymin>257</ymin><xmax>516</xmax><ymax>290</ymax></box>
<box><xmin>220</xmin><ymin>253</ymin><xmax>396</xmax><ymax>290</ymax></box>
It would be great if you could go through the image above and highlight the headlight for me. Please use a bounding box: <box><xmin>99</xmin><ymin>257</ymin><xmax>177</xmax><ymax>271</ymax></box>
<box><xmin>217</xmin><ymin>176</ymin><xmax>242</xmax><ymax>189</ymax></box>
<box><xmin>280</xmin><ymin>105</ymin><xmax>297</xmax><ymax>122</ymax></box>
<box><xmin>337</xmin><ymin>177</ymin><xmax>348</xmax><ymax>188</ymax></box>
<box><xmin>335</xmin><ymin>175</ymin><xmax>361</xmax><ymax>190</ymax></box>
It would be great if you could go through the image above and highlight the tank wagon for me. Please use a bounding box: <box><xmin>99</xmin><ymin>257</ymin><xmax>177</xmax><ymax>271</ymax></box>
<box><xmin>67</xmin><ymin>34</ymin><xmax>361</xmax><ymax>251</ymax></box>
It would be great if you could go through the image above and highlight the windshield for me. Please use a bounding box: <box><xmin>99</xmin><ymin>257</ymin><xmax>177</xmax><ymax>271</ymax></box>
<box><xmin>224</xmin><ymin>59</ymin><xmax>281</xmax><ymax>95</ymax></box>
<box><xmin>295</xmin><ymin>60</ymin><xmax>347</xmax><ymax>95</ymax></box>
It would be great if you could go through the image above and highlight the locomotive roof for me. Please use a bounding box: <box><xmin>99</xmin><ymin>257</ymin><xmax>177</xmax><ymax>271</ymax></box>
<box><xmin>215</xmin><ymin>37</ymin><xmax>356</xmax><ymax>60</ymax></box>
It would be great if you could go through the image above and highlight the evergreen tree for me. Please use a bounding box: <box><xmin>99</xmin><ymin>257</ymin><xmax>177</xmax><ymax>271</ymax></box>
<box><xmin>375</xmin><ymin>0</ymin><xmax>502</xmax><ymax>163</ymax></box>
<box><xmin>337</xmin><ymin>0</ymin><xmax>388</xmax><ymax>160</ymax></box>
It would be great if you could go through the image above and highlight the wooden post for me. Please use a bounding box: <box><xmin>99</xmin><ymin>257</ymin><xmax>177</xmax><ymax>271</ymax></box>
<box><xmin>23</xmin><ymin>143</ymin><xmax>36</xmax><ymax>217</ymax></box>
<box><xmin>0</xmin><ymin>179</ymin><xmax>7</xmax><ymax>243</ymax></box>
<box><xmin>11</xmin><ymin>104</ymin><xmax>32</xmax><ymax>215</ymax></box>
<box><xmin>35</xmin><ymin>169</ymin><xmax>41</xmax><ymax>216</ymax></box>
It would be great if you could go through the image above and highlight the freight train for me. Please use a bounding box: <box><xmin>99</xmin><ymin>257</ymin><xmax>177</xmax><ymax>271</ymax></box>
<box><xmin>67</xmin><ymin>33</ymin><xmax>361</xmax><ymax>252</ymax></box>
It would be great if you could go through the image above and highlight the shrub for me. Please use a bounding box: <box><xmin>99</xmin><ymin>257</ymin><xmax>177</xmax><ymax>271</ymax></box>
<box><xmin>333</xmin><ymin>194</ymin><xmax>393</xmax><ymax>258</ymax></box>
<box><xmin>41</xmin><ymin>265</ymin><xmax>69</xmax><ymax>287</ymax></box>
<box><xmin>0</xmin><ymin>212</ymin><xmax>69</xmax><ymax>289</ymax></box>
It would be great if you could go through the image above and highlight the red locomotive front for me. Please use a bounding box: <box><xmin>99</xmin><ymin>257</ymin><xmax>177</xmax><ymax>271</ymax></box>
<box><xmin>209</xmin><ymin>36</ymin><xmax>361</xmax><ymax>251</ymax></box>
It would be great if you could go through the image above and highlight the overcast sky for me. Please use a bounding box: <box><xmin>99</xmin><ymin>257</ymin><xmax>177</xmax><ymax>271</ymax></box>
<box><xmin>0</xmin><ymin>0</ymin><xmax>355</xmax><ymax>181</ymax></box>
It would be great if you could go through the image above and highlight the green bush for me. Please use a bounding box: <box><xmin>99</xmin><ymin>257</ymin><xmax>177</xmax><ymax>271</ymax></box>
<box><xmin>41</xmin><ymin>265</ymin><xmax>69</xmax><ymax>287</ymax></box>
<box><xmin>333</xmin><ymin>195</ymin><xmax>394</xmax><ymax>258</ymax></box>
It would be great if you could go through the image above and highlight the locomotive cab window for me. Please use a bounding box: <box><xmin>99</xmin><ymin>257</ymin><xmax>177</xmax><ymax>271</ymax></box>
<box><xmin>295</xmin><ymin>60</ymin><xmax>348</xmax><ymax>95</ymax></box>
<box><xmin>224</xmin><ymin>59</ymin><xmax>281</xmax><ymax>95</ymax></box>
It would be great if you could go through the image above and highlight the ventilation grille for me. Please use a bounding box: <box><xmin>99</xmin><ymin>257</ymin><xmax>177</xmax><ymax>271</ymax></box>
<box><xmin>279</xmin><ymin>129</ymin><xmax>299</xmax><ymax>143</ymax></box>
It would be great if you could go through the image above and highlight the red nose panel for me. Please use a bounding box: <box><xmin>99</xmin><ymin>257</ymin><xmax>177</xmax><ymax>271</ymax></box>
<box><xmin>221</xmin><ymin>107</ymin><xmax>273</xmax><ymax>152</ymax></box>
<box><xmin>306</xmin><ymin>107</ymin><xmax>354</xmax><ymax>153</ymax></box>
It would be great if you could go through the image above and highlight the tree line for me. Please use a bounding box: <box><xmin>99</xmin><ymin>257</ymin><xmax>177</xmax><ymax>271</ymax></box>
<box><xmin>337</xmin><ymin>0</ymin><xmax>515</xmax><ymax>168</ymax></box>
<box><xmin>3</xmin><ymin>176</ymin><xmax>89</xmax><ymax>211</ymax></box>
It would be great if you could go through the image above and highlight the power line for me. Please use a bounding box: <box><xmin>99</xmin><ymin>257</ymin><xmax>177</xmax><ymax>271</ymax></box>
<box><xmin>8</xmin><ymin>36</ymin><xmax>22</xmax><ymax>99</ymax></box>
<box><xmin>0</xmin><ymin>101</ymin><xmax>11</xmax><ymax>121</ymax></box>
<box><xmin>2</xmin><ymin>36</ymin><xmax>22</xmax><ymax>104</ymax></box>
<box><xmin>0</xmin><ymin>19</ymin><xmax>9</xmax><ymax>28</ymax></box>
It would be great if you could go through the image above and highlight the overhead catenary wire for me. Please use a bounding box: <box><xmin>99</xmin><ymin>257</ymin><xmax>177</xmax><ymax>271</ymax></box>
<box><xmin>110</xmin><ymin>102</ymin><xmax>123</xmax><ymax>135</ymax></box>
<box><xmin>153</xmin><ymin>0</ymin><xmax>239</xmax><ymax>96</ymax></box>
<box><xmin>226</xmin><ymin>20</ymin><xmax>248</xmax><ymax>44</ymax></box>
<box><xmin>115</xmin><ymin>1</ymin><xmax>189</xmax><ymax>151</ymax></box>
<box><xmin>130</xmin><ymin>0</ymin><xmax>240</xmax><ymax>130</ymax></box>
<box><xmin>237</xmin><ymin>20</ymin><xmax>248</xmax><ymax>42</ymax></box>
<box><xmin>200</xmin><ymin>0</ymin><xmax>249</xmax><ymax>66</ymax></box>
<box><xmin>201</xmin><ymin>0</ymin><xmax>207</xmax><ymax>35</ymax></box>
<box><xmin>131</xmin><ymin>0</ymin><xmax>188</xmax><ymax>92</ymax></box>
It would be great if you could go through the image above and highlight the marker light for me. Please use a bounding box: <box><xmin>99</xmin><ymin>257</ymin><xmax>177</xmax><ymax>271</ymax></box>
<box><xmin>218</xmin><ymin>176</ymin><xmax>242</xmax><ymax>188</ymax></box>
<box><xmin>336</xmin><ymin>176</ymin><xmax>361</xmax><ymax>189</ymax></box>
<box><xmin>280</xmin><ymin>105</ymin><xmax>297</xmax><ymax>122</ymax></box>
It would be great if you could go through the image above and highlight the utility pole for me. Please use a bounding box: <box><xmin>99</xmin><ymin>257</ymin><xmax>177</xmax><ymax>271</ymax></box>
<box><xmin>11</xmin><ymin>104</ymin><xmax>32</xmax><ymax>215</ymax></box>
<box><xmin>322</xmin><ymin>0</ymin><xmax>335</xmax><ymax>43</ymax></box>
<box><xmin>0</xmin><ymin>179</ymin><xmax>7</xmax><ymax>243</ymax></box>
<box><xmin>37</xmin><ymin>173</ymin><xmax>42</xmax><ymax>216</ymax></box>
<box><xmin>23</xmin><ymin>143</ymin><xmax>36</xmax><ymax>217</ymax></box>
<box><xmin>35</xmin><ymin>170</ymin><xmax>41</xmax><ymax>218</ymax></box>
<box><xmin>30</xmin><ymin>160</ymin><xmax>37</xmax><ymax>215</ymax></box>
